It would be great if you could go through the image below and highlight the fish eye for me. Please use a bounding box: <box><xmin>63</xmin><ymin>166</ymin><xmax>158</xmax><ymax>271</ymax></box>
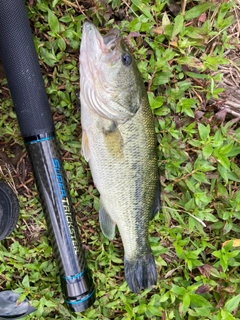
<box><xmin>121</xmin><ymin>52</ymin><xmax>132</xmax><ymax>66</ymax></box>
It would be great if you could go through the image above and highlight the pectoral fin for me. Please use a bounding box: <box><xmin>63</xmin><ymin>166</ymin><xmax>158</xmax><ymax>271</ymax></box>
<box><xmin>150</xmin><ymin>179</ymin><xmax>161</xmax><ymax>220</ymax></box>
<box><xmin>103</xmin><ymin>126</ymin><xmax>124</xmax><ymax>158</ymax></box>
<box><xmin>99</xmin><ymin>199</ymin><xmax>116</xmax><ymax>240</ymax></box>
<box><xmin>81</xmin><ymin>130</ymin><xmax>91</xmax><ymax>162</ymax></box>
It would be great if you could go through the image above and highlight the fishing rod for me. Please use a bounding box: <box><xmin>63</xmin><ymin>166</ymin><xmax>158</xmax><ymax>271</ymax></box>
<box><xmin>0</xmin><ymin>0</ymin><xmax>95</xmax><ymax>314</ymax></box>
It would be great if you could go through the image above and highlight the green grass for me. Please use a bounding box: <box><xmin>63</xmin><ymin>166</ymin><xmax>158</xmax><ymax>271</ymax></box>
<box><xmin>0</xmin><ymin>1</ymin><xmax>240</xmax><ymax>319</ymax></box>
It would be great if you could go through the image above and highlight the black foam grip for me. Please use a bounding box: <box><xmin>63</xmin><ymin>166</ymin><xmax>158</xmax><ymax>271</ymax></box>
<box><xmin>0</xmin><ymin>0</ymin><xmax>54</xmax><ymax>138</ymax></box>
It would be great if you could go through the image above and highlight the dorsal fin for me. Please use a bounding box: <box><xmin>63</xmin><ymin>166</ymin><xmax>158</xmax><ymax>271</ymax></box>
<box><xmin>150</xmin><ymin>179</ymin><xmax>161</xmax><ymax>220</ymax></box>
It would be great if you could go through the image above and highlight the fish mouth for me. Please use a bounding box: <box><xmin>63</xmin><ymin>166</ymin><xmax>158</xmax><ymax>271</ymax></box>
<box><xmin>82</xmin><ymin>21</ymin><xmax>121</xmax><ymax>55</ymax></box>
<box><xmin>103</xmin><ymin>28</ymin><xmax>121</xmax><ymax>51</ymax></box>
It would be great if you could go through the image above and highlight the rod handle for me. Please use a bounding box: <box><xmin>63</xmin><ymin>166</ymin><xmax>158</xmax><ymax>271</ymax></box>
<box><xmin>0</xmin><ymin>0</ymin><xmax>54</xmax><ymax>138</ymax></box>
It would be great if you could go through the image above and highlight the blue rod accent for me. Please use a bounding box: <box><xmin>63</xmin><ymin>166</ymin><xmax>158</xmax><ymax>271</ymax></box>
<box><xmin>62</xmin><ymin>269</ymin><xmax>87</xmax><ymax>280</ymax></box>
<box><xmin>26</xmin><ymin>136</ymin><xmax>54</xmax><ymax>145</ymax></box>
<box><xmin>65</xmin><ymin>289</ymin><xmax>95</xmax><ymax>305</ymax></box>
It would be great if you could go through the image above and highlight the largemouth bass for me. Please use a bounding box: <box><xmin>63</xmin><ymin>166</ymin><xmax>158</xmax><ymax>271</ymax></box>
<box><xmin>80</xmin><ymin>21</ymin><xmax>160</xmax><ymax>293</ymax></box>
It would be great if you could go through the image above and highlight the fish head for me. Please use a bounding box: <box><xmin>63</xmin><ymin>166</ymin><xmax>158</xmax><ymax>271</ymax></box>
<box><xmin>80</xmin><ymin>21</ymin><xmax>145</xmax><ymax>121</ymax></box>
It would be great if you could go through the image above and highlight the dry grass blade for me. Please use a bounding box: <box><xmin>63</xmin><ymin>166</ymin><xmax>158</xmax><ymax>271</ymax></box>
<box><xmin>210</xmin><ymin>2</ymin><xmax>240</xmax><ymax>118</ymax></box>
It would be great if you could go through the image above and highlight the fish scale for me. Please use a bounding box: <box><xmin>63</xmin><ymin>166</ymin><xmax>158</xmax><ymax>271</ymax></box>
<box><xmin>80</xmin><ymin>21</ymin><xmax>160</xmax><ymax>293</ymax></box>
<box><xmin>90</xmin><ymin>113</ymin><xmax>152</xmax><ymax>258</ymax></box>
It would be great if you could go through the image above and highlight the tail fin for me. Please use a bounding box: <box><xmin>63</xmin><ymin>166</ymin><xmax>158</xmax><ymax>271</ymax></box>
<box><xmin>124</xmin><ymin>252</ymin><xmax>157</xmax><ymax>293</ymax></box>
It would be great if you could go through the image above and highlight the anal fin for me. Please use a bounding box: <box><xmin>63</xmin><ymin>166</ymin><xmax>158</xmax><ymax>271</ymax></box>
<box><xmin>99</xmin><ymin>199</ymin><xmax>116</xmax><ymax>240</ymax></box>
